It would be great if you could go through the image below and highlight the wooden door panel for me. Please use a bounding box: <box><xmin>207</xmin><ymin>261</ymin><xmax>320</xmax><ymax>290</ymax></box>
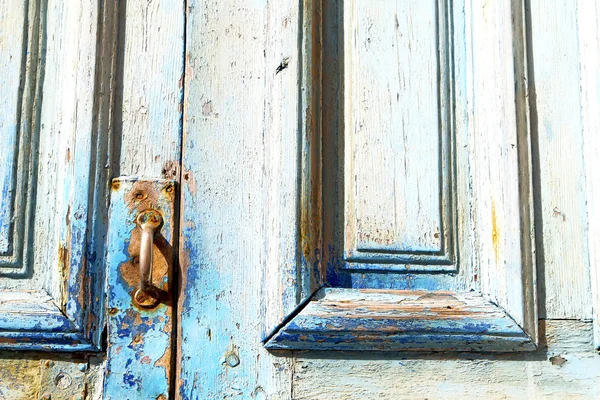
<box><xmin>265</xmin><ymin>0</ymin><xmax>537</xmax><ymax>351</ymax></box>
<box><xmin>0</xmin><ymin>0</ymin><xmax>113</xmax><ymax>351</ymax></box>
<box><xmin>344</xmin><ymin>0</ymin><xmax>454</xmax><ymax>269</ymax></box>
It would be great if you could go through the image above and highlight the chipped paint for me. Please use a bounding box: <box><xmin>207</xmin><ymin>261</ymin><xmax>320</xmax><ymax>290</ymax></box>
<box><xmin>104</xmin><ymin>178</ymin><xmax>176</xmax><ymax>399</ymax></box>
<box><xmin>266</xmin><ymin>288</ymin><xmax>536</xmax><ymax>351</ymax></box>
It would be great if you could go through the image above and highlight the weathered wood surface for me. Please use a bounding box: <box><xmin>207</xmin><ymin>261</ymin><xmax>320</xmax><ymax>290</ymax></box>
<box><xmin>0</xmin><ymin>0</ymin><xmax>35</xmax><ymax>273</ymax></box>
<box><xmin>291</xmin><ymin>323</ymin><xmax>600</xmax><ymax>400</ymax></box>
<box><xmin>104</xmin><ymin>178</ymin><xmax>176</xmax><ymax>399</ymax></box>
<box><xmin>116</xmin><ymin>0</ymin><xmax>185</xmax><ymax>178</ymax></box>
<box><xmin>579</xmin><ymin>0</ymin><xmax>600</xmax><ymax>348</ymax></box>
<box><xmin>343</xmin><ymin>0</ymin><xmax>451</xmax><ymax>264</ymax></box>
<box><xmin>293</xmin><ymin>351</ymin><xmax>600</xmax><ymax>399</ymax></box>
<box><xmin>270</xmin><ymin>0</ymin><xmax>537</xmax><ymax>352</ymax></box>
<box><xmin>0</xmin><ymin>0</ymin><xmax>598</xmax><ymax>399</ymax></box>
<box><xmin>0</xmin><ymin>0</ymin><xmax>114</xmax><ymax>351</ymax></box>
<box><xmin>176</xmin><ymin>0</ymin><xmax>301</xmax><ymax>397</ymax></box>
<box><xmin>267</xmin><ymin>288</ymin><xmax>535</xmax><ymax>351</ymax></box>
<box><xmin>529</xmin><ymin>0</ymin><xmax>592</xmax><ymax>320</ymax></box>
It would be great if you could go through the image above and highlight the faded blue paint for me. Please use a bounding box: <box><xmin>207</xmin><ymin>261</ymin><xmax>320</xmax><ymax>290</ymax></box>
<box><xmin>0</xmin><ymin>0</ymin><xmax>108</xmax><ymax>351</ymax></box>
<box><xmin>265</xmin><ymin>288</ymin><xmax>536</xmax><ymax>352</ymax></box>
<box><xmin>104</xmin><ymin>178</ymin><xmax>175</xmax><ymax>400</ymax></box>
<box><xmin>0</xmin><ymin>128</ymin><xmax>16</xmax><ymax>255</ymax></box>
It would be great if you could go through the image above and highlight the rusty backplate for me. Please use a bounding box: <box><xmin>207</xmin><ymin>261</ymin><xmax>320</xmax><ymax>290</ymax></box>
<box><xmin>103</xmin><ymin>178</ymin><xmax>176</xmax><ymax>399</ymax></box>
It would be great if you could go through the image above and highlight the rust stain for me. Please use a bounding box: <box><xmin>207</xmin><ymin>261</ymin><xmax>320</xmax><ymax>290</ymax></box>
<box><xmin>124</xmin><ymin>181</ymin><xmax>162</xmax><ymax>213</ymax></box>
<box><xmin>553</xmin><ymin>206</ymin><xmax>567</xmax><ymax>222</ymax></box>
<box><xmin>58</xmin><ymin>245</ymin><xmax>70</xmax><ymax>312</ymax></box>
<box><xmin>174</xmin><ymin>236</ymin><xmax>191</xmax><ymax>396</ymax></box>
<box><xmin>154</xmin><ymin>345</ymin><xmax>171</xmax><ymax>375</ymax></box>
<box><xmin>131</xmin><ymin>333</ymin><xmax>144</xmax><ymax>346</ymax></box>
<box><xmin>65</xmin><ymin>205</ymin><xmax>71</xmax><ymax>226</ymax></box>
<box><xmin>119</xmin><ymin>226</ymin><xmax>172</xmax><ymax>307</ymax></box>
<box><xmin>162</xmin><ymin>161</ymin><xmax>179</xmax><ymax>180</ymax></box>
<box><xmin>140</xmin><ymin>356</ymin><xmax>152</xmax><ymax>364</ymax></box>
<box><xmin>77</xmin><ymin>256</ymin><xmax>87</xmax><ymax>310</ymax></box>
<box><xmin>118</xmin><ymin>180</ymin><xmax>177</xmax><ymax>310</ymax></box>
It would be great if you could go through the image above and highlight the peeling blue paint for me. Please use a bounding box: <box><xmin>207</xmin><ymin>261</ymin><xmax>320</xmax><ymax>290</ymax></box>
<box><xmin>104</xmin><ymin>178</ymin><xmax>175</xmax><ymax>400</ymax></box>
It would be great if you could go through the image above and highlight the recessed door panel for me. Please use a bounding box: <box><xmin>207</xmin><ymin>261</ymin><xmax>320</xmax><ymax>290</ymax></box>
<box><xmin>343</xmin><ymin>0</ymin><xmax>455</xmax><ymax>270</ymax></box>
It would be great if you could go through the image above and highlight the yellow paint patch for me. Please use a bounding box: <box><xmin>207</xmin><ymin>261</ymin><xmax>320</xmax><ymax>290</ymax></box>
<box><xmin>491</xmin><ymin>200</ymin><xmax>500</xmax><ymax>264</ymax></box>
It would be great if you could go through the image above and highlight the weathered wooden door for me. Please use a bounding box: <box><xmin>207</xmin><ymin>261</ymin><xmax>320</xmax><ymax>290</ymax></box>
<box><xmin>2</xmin><ymin>0</ymin><xmax>600</xmax><ymax>399</ymax></box>
<box><xmin>171</xmin><ymin>0</ymin><xmax>600</xmax><ymax>399</ymax></box>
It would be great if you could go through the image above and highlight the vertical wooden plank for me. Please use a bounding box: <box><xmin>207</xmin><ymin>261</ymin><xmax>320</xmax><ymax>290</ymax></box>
<box><xmin>466</xmin><ymin>0</ymin><xmax>537</xmax><ymax>336</ymax></box>
<box><xmin>36</xmin><ymin>0</ymin><xmax>102</xmax><ymax>323</ymax></box>
<box><xmin>117</xmin><ymin>0</ymin><xmax>185</xmax><ymax>177</ymax></box>
<box><xmin>529</xmin><ymin>0</ymin><xmax>592</xmax><ymax>319</ymax></box>
<box><xmin>579</xmin><ymin>0</ymin><xmax>600</xmax><ymax>348</ymax></box>
<box><xmin>177</xmin><ymin>0</ymin><xmax>298</xmax><ymax>397</ymax></box>
<box><xmin>104</xmin><ymin>178</ymin><xmax>176</xmax><ymax>399</ymax></box>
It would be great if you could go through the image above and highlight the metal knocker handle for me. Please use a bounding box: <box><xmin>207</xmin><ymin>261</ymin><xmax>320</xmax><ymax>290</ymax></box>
<box><xmin>134</xmin><ymin>209</ymin><xmax>163</xmax><ymax>308</ymax></box>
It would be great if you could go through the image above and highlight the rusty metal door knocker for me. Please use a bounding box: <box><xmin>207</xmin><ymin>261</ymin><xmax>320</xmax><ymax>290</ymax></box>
<box><xmin>134</xmin><ymin>209</ymin><xmax>163</xmax><ymax>308</ymax></box>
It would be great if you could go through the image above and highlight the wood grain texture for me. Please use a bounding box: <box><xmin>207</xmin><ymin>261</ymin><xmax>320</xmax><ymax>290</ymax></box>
<box><xmin>177</xmin><ymin>0</ymin><xmax>302</xmax><ymax>397</ymax></box>
<box><xmin>293</xmin><ymin>349</ymin><xmax>600</xmax><ymax>399</ymax></box>
<box><xmin>266</xmin><ymin>288</ymin><xmax>535</xmax><ymax>351</ymax></box>
<box><xmin>271</xmin><ymin>0</ymin><xmax>537</xmax><ymax>352</ymax></box>
<box><xmin>292</xmin><ymin>322</ymin><xmax>598</xmax><ymax>400</ymax></box>
<box><xmin>579</xmin><ymin>0</ymin><xmax>600</xmax><ymax>349</ymax></box>
<box><xmin>0</xmin><ymin>0</ymin><xmax>32</xmax><ymax>269</ymax></box>
<box><xmin>0</xmin><ymin>0</ymin><xmax>597</xmax><ymax>398</ymax></box>
<box><xmin>0</xmin><ymin>0</ymin><xmax>42</xmax><ymax>275</ymax></box>
<box><xmin>529</xmin><ymin>0</ymin><xmax>592</xmax><ymax>320</ymax></box>
<box><xmin>116</xmin><ymin>0</ymin><xmax>185</xmax><ymax>177</ymax></box>
<box><xmin>343</xmin><ymin>0</ymin><xmax>452</xmax><ymax>266</ymax></box>
<box><xmin>0</xmin><ymin>0</ymin><xmax>115</xmax><ymax>351</ymax></box>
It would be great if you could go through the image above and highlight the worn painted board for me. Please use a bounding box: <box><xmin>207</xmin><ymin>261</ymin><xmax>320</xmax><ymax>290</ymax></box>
<box><xmin>293</xmin><ymin>352</ymin><xmax>600</xmax><ymax>399</ymax></box>
<box><xmin>117</xmin><ymin>0</ymin><xmax>185</xmax><ymax>178</ymax></box>
<box><xmin>343</xmin><ymin>0</ymin><xmax>455</xmax><ymax>269</ymax></box>
<box><xmin>266</xmin><ymin>288</ymin><xmax>535</xmax><ymax>351</ymax></box>
<box><xmin>529</xmin><ymin>0</ymin><xmax>592</xmax><ymax>320</ymax></box>
<box><xmin>0</xmin><ymin>0</ymin><xmax>42</xmax><ymax>274</ymax></box>
<box><xmin>579</xmin><ymin>0</ymin><xmax>600</xmax><ymax>349</ymax></box>
<box><xmin>176</xmin><ymin>0</ymin><xmax>300</xmax><ymax>397</ymax></box>
<box><xmin>271</xmin><ymin>0</ymin><xmax>537</xmax><ymax>351</ymax></box>
<box><xmin>0</xmin><ymin>0</ymin><xmax>116</xmax><ymax>351</ymax></box>
<box><xmin>104</xmin><ymin>178</ymin><xmax>176</xmax><ymax>399</ymax></box>
<box><xmin>0</xmin><ymin>0</ymin><xmax>34</xmax><ymax>271</ymax></box>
